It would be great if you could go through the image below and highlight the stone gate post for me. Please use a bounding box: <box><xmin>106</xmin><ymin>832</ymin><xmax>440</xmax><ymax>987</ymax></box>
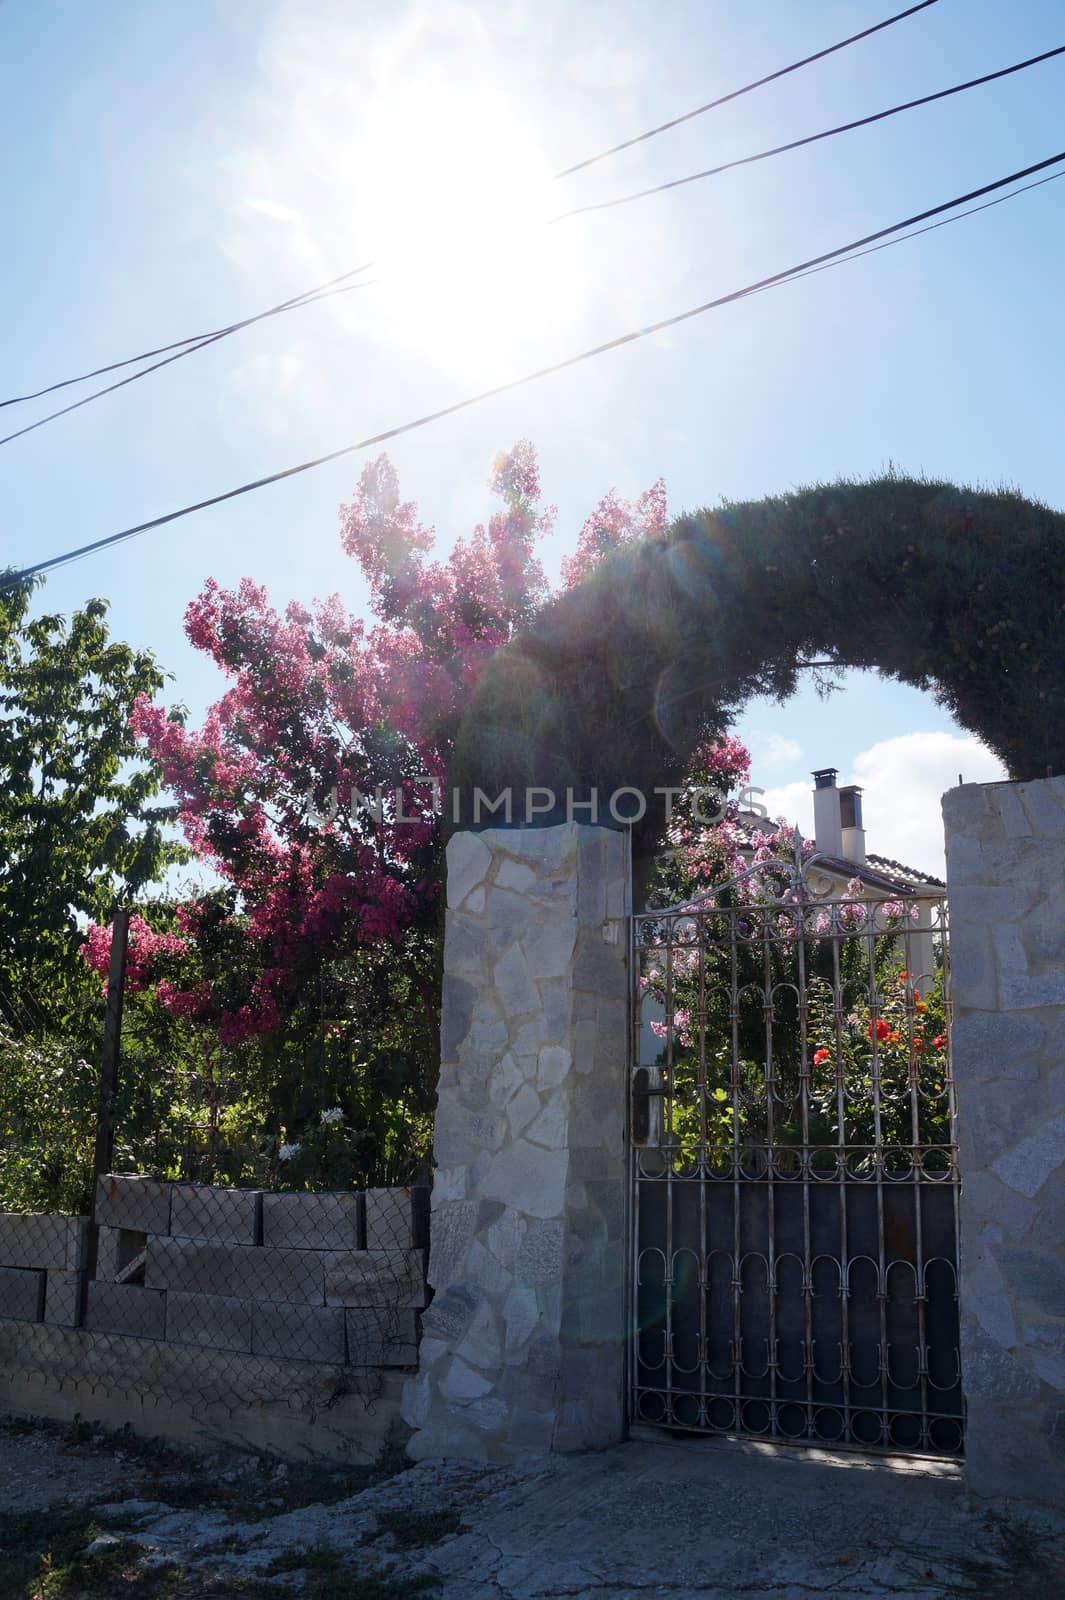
<box><xmin>944</xmin><ymin>777</ymin><xmax>1065</xmax><ymax>1505</ymax></box>
<box><xmin>402</xmin><ymin>823</ymin><xmax>630</xmax><ymax>1463</ymax></box>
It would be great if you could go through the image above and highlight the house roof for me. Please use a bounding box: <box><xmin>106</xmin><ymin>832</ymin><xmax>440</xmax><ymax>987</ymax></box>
<box><xmin>865</xmin><ymin>852</ymin><xmax>946</xmax><ymax>891</ymax></box>
<box><xmin>727</xmin><ymin>811</ymin><xmax>945</xmax><ymax>895</ymax></box>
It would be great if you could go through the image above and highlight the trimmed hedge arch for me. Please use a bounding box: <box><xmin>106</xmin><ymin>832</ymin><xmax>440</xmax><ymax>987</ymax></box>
<box><xmin>451</xmin><ymin>475</ymin><xmax>1065</xmax><ymax>850</ymax></box>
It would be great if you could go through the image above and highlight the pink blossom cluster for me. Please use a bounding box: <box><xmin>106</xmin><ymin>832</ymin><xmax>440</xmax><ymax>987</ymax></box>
<box><xmin>83</xmin><ymin>915</ymin><xmax>188</xmax><ymax>995</ymax></box>
<box><xmin>100</xmin><ymin>442</ymin><xmax>668</xmax><ymax>1041</ymax></box>
<box><xmin>560</xmin><ymin>480</ymin><xmax>668</xmax><ymax>590</ymax></box>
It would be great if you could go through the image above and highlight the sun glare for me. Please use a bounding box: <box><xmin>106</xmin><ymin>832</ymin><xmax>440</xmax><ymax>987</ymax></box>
<box><xmin>343</xmin><ymin>75</ymin><xmax>585</xmax><ymax>380</ymax></box>
<box><xmin>227</xmin><ymin>10</ymin><xmax>607</xmax><ymax>414</ymax></box>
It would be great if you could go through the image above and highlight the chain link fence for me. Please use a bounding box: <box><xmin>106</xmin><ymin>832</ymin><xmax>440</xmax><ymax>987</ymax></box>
<box><xmin>0</xmin><ymin>1174</ymin><xmax>429</xmax><ymax>1424</ymax></box>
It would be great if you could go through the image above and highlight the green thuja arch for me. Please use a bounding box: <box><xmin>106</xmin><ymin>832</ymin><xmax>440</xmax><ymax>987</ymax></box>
<box><xmin>451</xmin><ymin>475</ymin><xmax>1065</xmax><ymax>849</ymax></box>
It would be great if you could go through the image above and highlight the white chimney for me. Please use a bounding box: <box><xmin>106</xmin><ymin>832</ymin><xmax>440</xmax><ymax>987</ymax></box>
<box><xmin>839</xmin><ymin>785</ymin><xmax>867</xmax><ymax>865</ymax></box>
<box><xmin>812</xmin><ymin>768</ymin><xmax>842</xmax><ymax>857</ymax></box>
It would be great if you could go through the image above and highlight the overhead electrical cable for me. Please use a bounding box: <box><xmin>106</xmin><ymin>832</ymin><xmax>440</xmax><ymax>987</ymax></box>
<box><xmin>1</xmin><ymin>0</ymin><xmax>942</xmax><ymax>421</ymax></box>
<box><xmin>735</xmin><ymin>166</ymin><xmax>1065</xmax><ymax>295</ymax></box>
<box><xmin>4</xmin><ymin>146</ymin><xmax>1062</xmax><ymax>595</ymax></box>
<box><xmin>553</xmin><ymin>0</ymin><xmax>942</xmax><ymax>178</ymax></box>
<box><xmin>0</xmin><ymin>276</ymin><xmax>378</xmax><ymax>449</ymax></box>
<box><xmin>0</xmin><ymin>262</ymin><xmax>375</xmax><ymax>410</ymax></box>
<box><xmin>550</xmin><ymin>45</ymin><xmax>1065</xmax><ymax>221</ymax></box>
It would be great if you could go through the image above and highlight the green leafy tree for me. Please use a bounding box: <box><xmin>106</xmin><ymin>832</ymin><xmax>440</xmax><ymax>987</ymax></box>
<box><xmin>0</xmin><ymin>585</ymin><xmax>182</xmax><ymax>1034</ymax></box>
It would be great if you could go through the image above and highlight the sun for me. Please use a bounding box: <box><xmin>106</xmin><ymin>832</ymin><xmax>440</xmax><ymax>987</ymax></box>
<box><xmin>227</xmin><ymin>11</ymin><xmax>602</xmax><ymax>414</ymax></box>
<box><xmin>340</xmin><ymin>73</ymin><xmax>587</xmax><ymax>382</ymax></box>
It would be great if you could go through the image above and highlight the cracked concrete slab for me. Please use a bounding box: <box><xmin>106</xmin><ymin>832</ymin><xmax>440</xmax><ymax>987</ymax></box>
<box><xmin>411</xmin><ymin>1435</ymin><xmax>1063</xmax><ymax>1600</ymax></box>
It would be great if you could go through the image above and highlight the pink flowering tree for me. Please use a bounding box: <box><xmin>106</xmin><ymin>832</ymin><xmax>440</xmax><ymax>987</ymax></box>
<box><xmin>82</xmin><ymin>446</ymin><xmax>677</xmax><ymax>1178</ymax></box>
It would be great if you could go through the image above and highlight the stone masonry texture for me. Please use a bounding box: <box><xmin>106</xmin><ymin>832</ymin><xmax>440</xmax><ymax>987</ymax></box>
<box><xmin>944</xmin><ymin>776</ymin><xmax>1065</xmax><ymax>1506</ymax></box>
<box><xmin>403</xmin><ymin>822</ymin><xmax>630</xmax><ymax>1464</ymax></box>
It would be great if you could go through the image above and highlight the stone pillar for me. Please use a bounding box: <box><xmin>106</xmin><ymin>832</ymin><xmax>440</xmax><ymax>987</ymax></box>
<box><xmin>944</xmin><ymin>777</ymin><xmax>1065</xmax><ymax>1505</ymax></box>
<box><xmin>403</xmin><ymin>823</ymin><xmax>630</xmax><ymax>1463</ymax></box>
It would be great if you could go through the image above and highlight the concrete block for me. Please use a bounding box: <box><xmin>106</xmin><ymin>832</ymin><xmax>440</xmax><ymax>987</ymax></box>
<box><xmin>365</xmin><ymin>1187</ymin><xmax>429</xmax><ymax>1250</ymax></box>
<box><xmin>166</xmin><ymin>1290</ymin><xmax>253</xmax><ymax>1354</ymax></box>
<box><xmin>170</xmin><ymin>1184</ymin><xmax>261</xmax><ymax>1245</ymax></box>
<box><xmin>346</xmin><ymin>1308</ymin><xmax>420</xmax><ymax>1366</ymax></box>
<box><xmin>96</xmin><ymin>1226</ymin><xmax>147</xmax><ymax>1281</ymax></box>
<box><xmin>44</xmin><ymin>1270</ymin><xmax>83</xmax><ymax>1327</ymax></box>
<box><xmin>96</xmin><ymin>1176</ymin><xmax>171</xmax><ymax>1235</ymax></box>
<box><xmin>252</xmin><ymin>1302</ymin><xmax>345</xmax><ymax>1363</ymax></box>
<box><xmin>83</xmin><ymin>1283</ymin><xmax>166</xmax><ymax>1340</ymax></box>
<box><xmin>0</xmin><ymin>1213</ymin><xmax>88</xmax><ymax>1271</ymax></box>
<box><xmin>68</xmin><ymin>1218</ymin><xmax>90</xmax><ymax>1271</ymax></box>
<box><xmin>0</xmin><ymin>1266</ymin><xmax>45</xmax><ymax>1323</ymax></box>
<box><xmin>145</xmin><ymin>1237</ymin><xmax>323</xmax><ymax>1304</ymax></box>
<box><xmin>324</xmin><ymin>1249</ymin><xmax>427</xmax><ymax>1309</ymax></box>
<box><xmin>262</xmin><ymin>1191</ymin><xmax>364</xmax><ymax>1251</ymax></box>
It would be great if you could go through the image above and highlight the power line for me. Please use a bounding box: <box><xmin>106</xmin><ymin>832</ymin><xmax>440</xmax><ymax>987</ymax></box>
<box><xmin>551</xmin><ymin>45</ymin><xmax>1065</xmax><ymax>222</ymax></box>
<box><xmin>1</xmin><ymin>1</ymin><xmax>941</xmax><ymax>423</ymax></box>
<box><xmin>7</xmin><ymin>44</ymin><xmax>1049</xmax><ymax>453</ymax></box>
<box><xmin>0</xmin><ymin>276</ymin><xmax>378</xmax><ymax>450</ymax></box>
<box><xmin>736</xmin><ymin>167</ymin><xmax>1065</xmax><ymax>295</ymax></box>
<box><xmin>5</xmin><ymin>146</ymin><xmax>1062</xmax><ymax>597</ymax></box>
<box><xmin>553</xmin><ymin>0</ymin><xmax>942</xmax><ymax>178</ymax></box>
<box><xmin>0</xmin><ymin>262</ymin><xmax>375</xmax><ymax>410</ymax></box>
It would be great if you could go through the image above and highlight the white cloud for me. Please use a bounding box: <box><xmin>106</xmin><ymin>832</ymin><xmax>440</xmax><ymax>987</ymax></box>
<box><xmin>757</xmin><ymin>732</ymin><xmax>1006</xmax><ymax>878</ymax></box>
<box><xmin>753</xmin><ymin>731</ymin><xmax>803</xmax><ymax>769</ymax></box>
<box><xmin>755</xmin><ymin>779</ymin><xmax>814</xmax><ymax>836</ymax></box>
<box><xmin>849</xmin><ymin>732</ymin><xmax>1005</xmax><ymax>875</ymax></box>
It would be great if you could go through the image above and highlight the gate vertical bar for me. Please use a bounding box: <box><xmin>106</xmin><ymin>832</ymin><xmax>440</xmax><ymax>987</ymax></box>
<box><xmin>629</xmin><ymin>858</ymin><xmax>962</xmax><ymax>1456</ymax></box>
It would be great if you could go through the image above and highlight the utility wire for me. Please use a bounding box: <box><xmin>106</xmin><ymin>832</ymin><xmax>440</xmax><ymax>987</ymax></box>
<box><xmin>17</xmin><ymin>28</ymin><xmax>1057</xmax><ymax>446</ymax></box>
<box><xmin>553</xmin><ymin>0</ymin><xmax>941</xmax><ymax>178</ymax></box>
<box><xmin>0</xmin><ymin>262</ymin><xmax>375</xmax><ymax>410</ymax></box>
<box><xmin>551</xmin><ymin>45</ymin><xmax>1065</xmax><ymax>221</ymax></box>
<box><xmin>1</xmin><ymin>0</ymin><xmax>940</xmax><ymax>420</ymax></box>
<box><xmin>0</xmin><ymin>276</ymin><xmax>378</xmax><ymax>449</ymax></box>
<box><xmin>736</xmin><ymin>166</ymin><xmax>1065</xmax><ymax>295</ymax></box>
<box><xmin>6</xmin><ymin>40</ymin><xmax>1050</xmax><ymax>450</ymax></box>
<box><xmin>4</xmin><ymin>146</ymin><xmax>1062</xmax><ymax>597</ymax></box>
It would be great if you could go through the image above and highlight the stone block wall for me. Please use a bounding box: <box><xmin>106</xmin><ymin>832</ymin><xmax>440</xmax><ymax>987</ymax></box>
<box><xmin>0</xmin><ymin>1177</ymin><xmax>428</xmax><ymax>1459</ymax></box>
<box><xmin>404</xmin><ymin>822</ymin><xmax>630</xmax><ymax>1463</ymax></box>
<box><xmin>944</xmin><ymin>777</ymin><xmax>1065</xmax><ymax>1505</ymax></box>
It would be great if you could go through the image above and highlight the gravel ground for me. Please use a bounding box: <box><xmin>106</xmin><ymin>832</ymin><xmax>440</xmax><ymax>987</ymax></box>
<box><xmin>0</xmin><ymin>1417</ymin><xmax>143</xmax><ymax>1515</ymax></box>
<box><xmin>2</xmin><ymin>1415</ymin><xmax>1065</xmax><ymax>1599</ymax></box>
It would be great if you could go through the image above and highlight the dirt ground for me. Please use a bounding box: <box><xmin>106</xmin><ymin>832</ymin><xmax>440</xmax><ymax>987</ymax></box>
<box><xmin>1</xmin><ymin>1414</ymin><xmax>1064</xmax><ymax>1600</ymax></box>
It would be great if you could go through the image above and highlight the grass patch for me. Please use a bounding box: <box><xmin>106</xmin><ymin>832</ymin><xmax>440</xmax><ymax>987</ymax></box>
<box><xmin>375</xmin><ymin>1508</ymin><xmax>464</xmax><ymax>1550</ymax></box>
<box><xmin>0</xmin><ymin>1507</ymin><xmax>103</xmax><ymax>1598</ymax></box>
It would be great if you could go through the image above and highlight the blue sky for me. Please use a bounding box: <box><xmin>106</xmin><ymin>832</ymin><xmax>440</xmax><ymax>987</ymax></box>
<box><xmin>4</xmin><ymin>0</ymin><xmax>1063</xmax><ymax>872</ymax></box>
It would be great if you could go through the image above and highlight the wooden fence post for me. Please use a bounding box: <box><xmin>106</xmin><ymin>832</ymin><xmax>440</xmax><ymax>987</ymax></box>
<box><xmin>79</xmin><ymin>911</ymin><xmax>129</xmax><ymax>1322</ymax></box>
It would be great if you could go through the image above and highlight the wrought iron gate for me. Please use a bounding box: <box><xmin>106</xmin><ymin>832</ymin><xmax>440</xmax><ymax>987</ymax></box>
<box><xmin>630</xmin><ymin>839</ymin><xmax>963</xmax><ymax>1456</ymax></box>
